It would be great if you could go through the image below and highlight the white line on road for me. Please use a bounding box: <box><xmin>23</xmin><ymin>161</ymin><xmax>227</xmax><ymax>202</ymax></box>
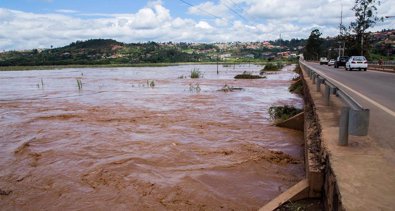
<box><xmin>306</xmin><ymin>63</ymin><xmax>395</xmax><ymax>118</ymax></box>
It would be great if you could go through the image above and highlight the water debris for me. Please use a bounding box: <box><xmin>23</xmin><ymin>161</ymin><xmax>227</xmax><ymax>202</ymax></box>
<box><xmin>76</xmin><ymin>78</ymin><xmax>82</xmax><ymax>90</ymax></box>
<box><xmin>147</xmin><ymin>80</ymin><xmax>155</xmax><ymax>88</ymax></box>
<box><xmin>0</xmin><ymin>189</ymin><xmax>12</xmax><ymax>196</ymax></box>
<box><xmin>14</xmin><ymin>138</ymin><xmax>36</xmax><ymax>154</ymax></box>
<box><xmin>189</xmin><ymin>83</ymin><xmax>201</xmax><ymax>92</ymax></box>
<box><xmin>217</xmin><ymin>84</ymin><xmax>243</xmax><ymax>92</ymax></box>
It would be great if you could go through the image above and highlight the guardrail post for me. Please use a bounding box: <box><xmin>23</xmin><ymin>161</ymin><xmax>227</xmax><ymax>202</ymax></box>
<box><xmin>339</xmin><ymin>106</ymin><xmax>350</xmax><ymax>146</ymax></box>
<box><xmin>349</xmin><ymin>109</ymin><xmax>370</xmax><ymax>136</ymax></box>
<box><xmin>324</xmin><ymin>85</ymin><xmax>331</xmax><ymax>105</ymax></box>
<box><xmin>312</xmin><ymin>74</ymin><xmax>316</xmax><ymax>84</ymax></box>
<box><xmin>316</xmin><ymin>77</ymin><xmax>321</xmax><ymax>92</ymax></box>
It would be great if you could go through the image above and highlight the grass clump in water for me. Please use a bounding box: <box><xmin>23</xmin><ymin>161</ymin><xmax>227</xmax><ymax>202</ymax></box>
<box><xmin>234</xmin><ymin>71</ymin><xmax>266</xmax><ymax>79</ymax></box>
<box><xmin>190</xmin><ymin>68</ymin><xmax>202</xmax><ymax>79</ymax></box>
<box><xmin>269</xmin><ymin>105</ymin><xmax>303</xmax><ymax>123</ymax></box>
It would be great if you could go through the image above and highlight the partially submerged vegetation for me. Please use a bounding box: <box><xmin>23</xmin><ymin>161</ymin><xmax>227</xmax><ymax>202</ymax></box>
<box><xmin>234</xmin><ymin>71</ymin><xmax>266</xmax><ymax>79</ymax></box>
<box><xmin>76</xmin><ymin>78</ymin><xmax>82</xmax><ymax>90</ymax></box>
<box><xmin>189</xmin><ymin>83</ymin><xmax>201</xmax><ymax>92</ymax></box>
<box><xmin>289</xmin><ymin>78</ymin><xmax>303</xmax><ymax>95</ymax></box>
<box><xmin>190</xmin><ymin>68</ymin><xmax>202</xmax><ymax>79</ymax></box>
<box><xmin>147</xmin><ymin>80</ymin><xmax>155</xmax><ymax>88</ymax></box>
<box><xmin>289</xmin><ymin>64</ymin><xmax>304</xmax><ymax>95</ymax></box>
<box><xmin>269</xmin><ymin>105</ymin><xmax>303</xmax><ymax>123</ymax></box>
<box><xmin>261</xmin><ymin>62</ymin><xmax>284</xmax><ymax>72</ymax></box>
<box><xmin>217</xmin><ymin>84</ymin><xmax>243</xmax><ymax>92</ymax></box>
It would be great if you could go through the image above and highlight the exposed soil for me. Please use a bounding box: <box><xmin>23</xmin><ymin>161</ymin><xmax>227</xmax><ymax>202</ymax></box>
<box><xmin>0</xmin><ymin>64</ymin><xmax>304</xmax><ymax>210</ymax></box>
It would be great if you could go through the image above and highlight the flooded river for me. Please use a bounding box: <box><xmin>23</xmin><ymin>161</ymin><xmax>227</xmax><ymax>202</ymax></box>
<box><xmin>0</xmin><ymin>64</ymin><xmax>304</xmax><ymax>210</ymax></box>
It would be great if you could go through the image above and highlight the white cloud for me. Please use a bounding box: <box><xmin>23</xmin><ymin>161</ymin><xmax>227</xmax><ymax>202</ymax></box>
<box><xmin>195</xmin><ymin>21</ymin><xmax>213</xmax><ymax>29</ymax></box>
<box><xmin>0</xmin><ymin>0</ymin><xmax>394</xmax><ymax>50</ymax></box>
<box><xmin>188</xmin><ymin>1</ymin><xmax>229</xmax><ymax>18</ymax></box>
<box><xmin>55</xmin><ymin>9</ymin><xmax>78</xmax><ymax>14</ymax></box>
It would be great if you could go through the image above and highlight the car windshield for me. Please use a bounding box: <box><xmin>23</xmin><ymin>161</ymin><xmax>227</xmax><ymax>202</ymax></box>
<box><xmin>352</xmin><ymin>56</ymin><xmax>366</xmax><ymax>61</ymax></box>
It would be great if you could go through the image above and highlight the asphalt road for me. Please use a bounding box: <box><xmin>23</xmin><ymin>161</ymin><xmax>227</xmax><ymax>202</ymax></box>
<box><xmin>303</xmin><ymin>61</ymin><xmax>395</xmax><ymax>152</ymax></box>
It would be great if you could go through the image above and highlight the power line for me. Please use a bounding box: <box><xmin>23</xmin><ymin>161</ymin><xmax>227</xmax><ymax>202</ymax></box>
<box><xmin>177</xmin><ymin>0</ymin><xmax>222</xmax><ymax>20</ymax></box>
<box><xmin>227</xmin><ymin>0</ymin><xmax>245</xmax><ymax>14</ymax></box>
<box><xmin>222</xmin><ymin>0</ymin><xmax>249</xmax><ymax>23</ymax></box>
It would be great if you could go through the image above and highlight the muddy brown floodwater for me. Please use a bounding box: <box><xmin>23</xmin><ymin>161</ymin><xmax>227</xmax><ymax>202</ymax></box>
<box><xmin>0</xmin><ymin>64</ymin><xmax>304</xmax><ymax>211</ymax></box>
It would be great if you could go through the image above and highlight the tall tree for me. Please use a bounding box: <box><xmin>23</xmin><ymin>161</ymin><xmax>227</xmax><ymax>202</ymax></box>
<box><xmin>349</xmin><ymin>0</ymin><xmax>383</xmax><ymax>56</ymax></box>
<box><xmin>303</xmin><ymin>29</ymin><xmax>323</xmax><ymax>60</ymax></box>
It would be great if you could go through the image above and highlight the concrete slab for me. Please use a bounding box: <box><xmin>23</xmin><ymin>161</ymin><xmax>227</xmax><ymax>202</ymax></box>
<box><xmin>259</xmin><ymin>179</ymin><xmax>309</xmax><ymax>211</ymax></box>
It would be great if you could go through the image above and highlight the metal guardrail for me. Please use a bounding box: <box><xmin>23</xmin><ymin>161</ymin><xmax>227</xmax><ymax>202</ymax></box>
<box><xmin>369</xmin><ymin>61</ymin><xmax>395</xmax><ymax>66</ymax></box>
<box><xmin>300</xmin><ymin>61</ymin><xmax>370</xmax><ymax>146</ymax></box>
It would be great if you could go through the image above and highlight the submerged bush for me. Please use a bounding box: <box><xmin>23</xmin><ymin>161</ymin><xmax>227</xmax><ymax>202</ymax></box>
<box><xmin>269</xmin><ymin>105</ymin><xmax>303</xmax><ymax>122</ymax></box>
<box><xmin>264</xmin><ymin>63</ymin><xmax>279</xmax><ymax>71</ymax></box>
<box><xmin>234</xmin><ymin>71</ymin><xmax>266</xmax><ymax>79</ymax></box>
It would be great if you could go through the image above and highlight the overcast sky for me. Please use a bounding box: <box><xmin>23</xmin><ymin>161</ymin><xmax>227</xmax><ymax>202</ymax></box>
<box><xmin>0</xmin><ymin>0</ymin><xmax>394</xmax><ymax>50</ymax></box>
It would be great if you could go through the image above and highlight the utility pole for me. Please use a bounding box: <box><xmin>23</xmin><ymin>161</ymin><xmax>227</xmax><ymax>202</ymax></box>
<box><xmin>339</xmin><ymin>3</ymin><xmax>345</xmax><ymax>57</ymax></box>
<box><xmin>361</xmin><ymin>31</ymin><xmax>364</xmax><ymax>56</ymax></box>
<box><xmin>216</xmin><ymin>53</ymin><xmax>219</xmax><ymax>75</ymax></box>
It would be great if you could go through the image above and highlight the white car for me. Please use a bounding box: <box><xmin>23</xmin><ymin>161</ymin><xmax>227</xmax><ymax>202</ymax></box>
<box><xmin>319</xmin><ymin>57</ymin><xmax>328</xmax><ymax>65</ymax></box>
<box><xmin>345</xmin><ymin>56</ymin><xmax>368</xmax><ymax>71</ymax></box>
<box><xmin>328</xmin><ymin>59</ymin><xmax>335</xmax><ymax>66</ymax></box>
